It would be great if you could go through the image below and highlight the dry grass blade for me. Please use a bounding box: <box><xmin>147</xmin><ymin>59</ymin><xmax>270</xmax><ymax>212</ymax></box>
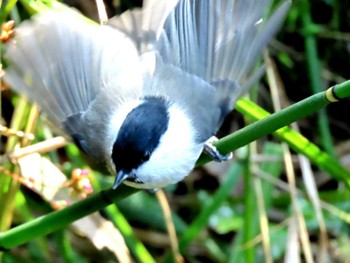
<box><xmin>253</xmin><ymin>177</ymin><xmax>273</xmax><ymax>263</ymax></box>
<box><xmin>284</xmin><ymin>145</ymin><xmax>314</xmax><ymax>263</ymax></box>
<box><xmin>95</xmin><ymin>0</ymin><xmax>108</xmax><ymax>24</ymax></box>
<box><xmin>265</xmin><ymin>50</ymin><xmax>314</xmax><ymax>263</ymax></box>
<box><xmin>298</xmin><ymin>154</ymin><xmax>329</xmax><ymax>263</ymax></box>
<box><xmin>250</xmin><ymin>141</ymin><xmax>273</xmax><ymax>263</ymax></box>
<box><xmin>264</xmin><ymin>48</ymin><xmax>330</xmax><ymax>262</ymax></box>
<box><xmin>253</xmin><ymin>167</ymin><xmax>350</xmax><ymax>224</ymax></box>
<box><xmin>156</xmin><ymin>189</ymin><xmax>184</xmax><ymax>263</ymax></box>
<box><xmin>284</xmin><ymin>216</ymin><xmax>300</xmax><ymax>263</ymax></box>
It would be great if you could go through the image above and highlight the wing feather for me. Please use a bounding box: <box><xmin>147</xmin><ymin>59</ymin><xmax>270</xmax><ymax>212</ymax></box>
<box><xmin>5</xmin><ymin>10</ymin><xmax>98</xmax><ymax>125</ymax></box>
<box><xmin>161</xmin><ymin>0</ymin><xmax>291</xmax><ymax>83</ymax></box>
<box><xmin>156</xmin><ymin>0</ymin><xmax>290</xmax><ymax>127</ymax></box>
<box><xmin>4</xmin><ymin>8</ymin><xmax>142</xmax><ymax>159</ymax></box>
<box><xmin>108</xmin><ymin>0</ymin><xmax>290</xmax><ymax>138</ymax></box>
<box><xmin>107</xmin><ymin>0</ymin><xmax>179</xmax><ymax>53</ymax></box>
<box><xmin>4</xmin><ymin>0</ymin><xmax>290</xmax><ymax>152</ymax></box>
<box><xmin>4</xmin><ymin>8</ymin><xmax>140</xmax><ymax>127</ymax></box>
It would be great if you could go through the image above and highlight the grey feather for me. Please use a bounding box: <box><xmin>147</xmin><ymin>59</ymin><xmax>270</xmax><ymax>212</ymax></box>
<box><xmin>157</xmin><ymin>0</ymin><xmax>291</xmax><ymax>113</ymax></box>
<box><xmin>108</xmin><ymin>0</ymin><xmax>179</xmax><ymax>53</ymax></box>
<box><xmin>5</xmin><ymin>10</ymin><xmax>101</xmax><ymax>125</ymax></box>
<box><xmin>4</xmin><ymin>0</ymin><xmax>290</xmax><ymax>159</ymax></box>
<box><xmin>143</xmin><ymin>59</ymin><xmax>226</xmax><ymax>142</ymax></box>
<box><xmin>4</xmin><ymin>9</ymin><xmax>143</xmax><ymax>159</ymax></box>
<box><xmin>108</xmin><ymin>0</ymin><xmax>290</xmax><ymax>137</ymax></box>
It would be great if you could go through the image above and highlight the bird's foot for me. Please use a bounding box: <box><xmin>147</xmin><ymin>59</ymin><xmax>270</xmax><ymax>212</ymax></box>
<box><xmin>204</xmin><ymin>136</ymin><xmax>233</xmax><ymax>162</ymax></box>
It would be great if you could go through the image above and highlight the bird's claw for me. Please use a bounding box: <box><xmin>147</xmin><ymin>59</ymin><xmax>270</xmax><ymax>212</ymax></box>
<box><xmin>204</xmin><ymin>136</ymin><xmax>233</xmax><ymax>162</ymax></box>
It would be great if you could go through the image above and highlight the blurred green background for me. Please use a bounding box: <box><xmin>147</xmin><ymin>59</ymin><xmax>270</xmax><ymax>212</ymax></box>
<box><xmin>0</xmin><ymin>0</ymin><xmax>350</xmax><ymax>262</ymax></box>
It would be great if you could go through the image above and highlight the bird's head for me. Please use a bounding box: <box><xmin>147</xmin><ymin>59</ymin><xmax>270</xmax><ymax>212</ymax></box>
<box><xmin>109</xmin><ymin>96</ymin><xmax>203</xmax><ymax>189</ymax></box>
<box><xmin>111</xmin><ymin>96</ymin><xmax>169</xmax><ymax>189</ymax></box>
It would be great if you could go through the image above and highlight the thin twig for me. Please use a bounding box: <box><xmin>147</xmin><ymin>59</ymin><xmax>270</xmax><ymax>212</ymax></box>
<box><xmin>9</xmin><ymin>136</ymin><xmax>67</xmax><ymax>162</ymax></box>
<box><xmin>0</xmin><ymin>125</ymin><xmax>35</xmax><ymax>140</ymax></box>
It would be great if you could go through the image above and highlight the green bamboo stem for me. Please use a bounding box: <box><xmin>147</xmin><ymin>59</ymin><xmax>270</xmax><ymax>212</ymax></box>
<box><xmin>197</xmin><ymin>81</ymin><xmax>350</xmax><ymax>186</ymax></box>
<box><xmin>197</xmin><ymin>93</ymin><xmax>327</xmax><ymax>165</ymax></box>
<box><xmin>0</xmin><ymin>185</ymin><xmax>138</xmax><ymax>250</ymax></box>
<box><xmin>333</xmin><ymin>79</ymin><xmax>350</xmax><ymax>98</ymax></box>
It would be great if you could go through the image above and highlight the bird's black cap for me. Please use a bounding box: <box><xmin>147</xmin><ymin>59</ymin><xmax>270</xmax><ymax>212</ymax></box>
<box><xmin>111</xmin><ymin>97</ymin><xmax>169</xmax><ymax>177</ymax></box>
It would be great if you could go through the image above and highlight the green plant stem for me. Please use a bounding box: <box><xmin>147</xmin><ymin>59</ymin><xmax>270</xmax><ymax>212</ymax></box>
<box><xmin>0</xmin><ymin>96</ymin><xmax>29</xmax><ymax>232</ymax></box>
<box><xmin>55</xmin><ymin>230</ymin><xmax>75</xmax><ymax>263</ymax></box>
<box><xmin>300</xmin><ymin>0</ymin><xmax>334</xmax><ymax>157</ymax></box>
<box><xmin>333</xmin><ymin>79</ymin><xmax>350</xmax><ymax>98</ymax></box>
<box><xmin>229</xmin><ymin>143</ymin><xmax>284</xmax><ymax>263</ymax></box>
<box><xmin>104</xmin><ymin>205</ymin><xmax>156</xmax><ymax>263</ymax></box>
<box><xmin>197</xmin><ymin>93</ymin><xmax>327</xmax><ymax>165</ymax></box>
<box><xmin>19</xmin><ymin>0</ymin><xmax>55</xmax><ymax>14</ymax></box>
<box><xmin>1</xmin><ymin>0</ymin><xmax>18</xmax><ymax>22</ymax></box>
<box><xmin>154</xmin><ymin>163</ymin><xmax>243</xmax><ymax>263</ymax></box>
<box><xmin>0</xmin><ymin>96</ymin><xmax>31</xmax><ymax>261</ymax></box>
<box><xmin>0</xmin><ymin>185</ymin><xmax>138</xmax><ymax>250</ymax></box>
<box><xmin>197</xmin><ymin>81</ymin><xmax>350</xmax><ymax>186</ymax></box>
<box><xmin>235</xmin><ymin>98</ymin><xmax>350</xmax><ymax>184</ymax></box>
<box><xmin>178</xmin><ymin>162</ymin><xmax>243</xmax><ymax>252</ymax></box>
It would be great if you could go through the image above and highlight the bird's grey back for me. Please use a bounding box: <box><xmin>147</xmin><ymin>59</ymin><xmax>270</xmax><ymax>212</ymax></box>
<box><xmin>109</xmin><ymin>0</ymin><xmax>291</xmax><ymax>138</ymax></box>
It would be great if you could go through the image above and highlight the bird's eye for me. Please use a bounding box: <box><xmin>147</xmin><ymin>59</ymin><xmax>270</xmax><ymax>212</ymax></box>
<box><xmin>142</xmin><ymin>151</ymin><xmax>151</xmax><ymax>161</ymax></box>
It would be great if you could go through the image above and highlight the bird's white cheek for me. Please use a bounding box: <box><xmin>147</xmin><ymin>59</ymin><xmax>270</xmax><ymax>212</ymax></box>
<box><xmin>136</xmin><ymin>144</ymin><xmax>203</xmax><ymax>188</ymax></box>
<box><xmin>135</xmin><ymin>104</ymin><xmax>204</xmax><ymax>188</ymax></box>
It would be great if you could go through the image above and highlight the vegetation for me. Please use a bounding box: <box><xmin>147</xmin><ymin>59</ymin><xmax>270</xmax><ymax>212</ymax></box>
<box><xmin>0</xmin><ymin>0</ymin><xmax>349</xmax><ymax>262</ymax></box>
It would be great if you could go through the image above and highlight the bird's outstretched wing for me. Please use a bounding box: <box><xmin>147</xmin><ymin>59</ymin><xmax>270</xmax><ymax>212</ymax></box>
<box><xmin>108</xmin><ymin>0</ymin><xmax>291</xmax><ymax>140</ymax></box>
<box><xmin>4</xmin><ymin>8</ymin><xmax>141</xmax><ymax>125</ymax></box>
<box><xmin>4</xmin><ymin>8</ymin><xmax>142</xmax><ymax>159</ymax></box>
<box><xmin>160</xmin><ymin>0</ymin><xmax>291</xmax><ymax>131</ymax></box>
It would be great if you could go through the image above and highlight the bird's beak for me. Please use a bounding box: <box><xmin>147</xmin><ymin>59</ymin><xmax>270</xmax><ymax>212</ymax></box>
<box><xmin>113</xmin><ymin>170</ymin><xmax>130</xmax><ymax>190</ymax></box>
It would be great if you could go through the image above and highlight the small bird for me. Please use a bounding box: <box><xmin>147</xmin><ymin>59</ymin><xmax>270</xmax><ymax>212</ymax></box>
<box><xmin>3</xmin><ymin>0</ymin><xmax>291</xmax><ymax>190</ymax></box>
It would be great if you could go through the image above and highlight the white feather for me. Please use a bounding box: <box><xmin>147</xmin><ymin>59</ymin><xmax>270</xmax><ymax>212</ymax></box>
<box><xmin>129</xmin><ymin>103</ymin><xmax>203</xmax><ymax>189</ymax></box>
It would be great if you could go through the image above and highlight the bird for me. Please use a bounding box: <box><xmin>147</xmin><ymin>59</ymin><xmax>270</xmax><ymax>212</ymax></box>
<box><xmin>3</xmin><ymin>0</ymin><xmax>291</xmax><ymax>190</ymax></box>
